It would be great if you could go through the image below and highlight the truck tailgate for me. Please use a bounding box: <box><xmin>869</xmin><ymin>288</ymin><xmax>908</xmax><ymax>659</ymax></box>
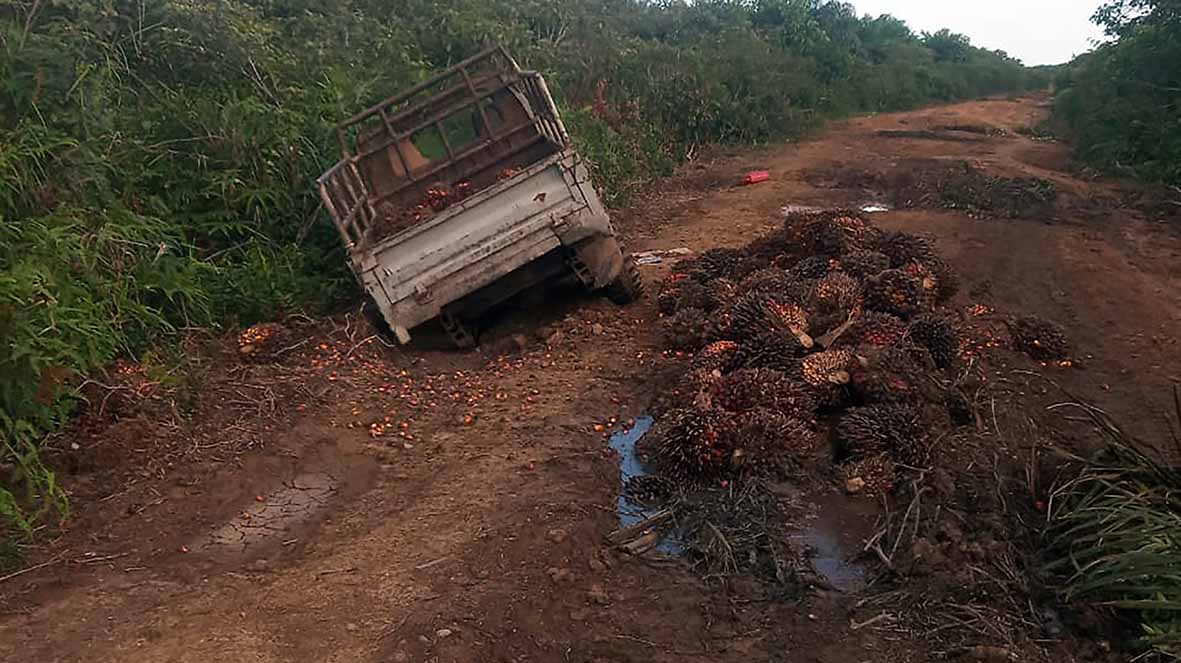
<box><xmin>362</xmin><ymin>154</ymin><xmax>588</xmax><ymax>324</ymax></box>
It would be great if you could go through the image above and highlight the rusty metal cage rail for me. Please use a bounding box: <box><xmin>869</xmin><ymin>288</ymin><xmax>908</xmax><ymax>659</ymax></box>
<box><xmin>318</xmin><ymin>159</ymin><xmax>374</xmax><ymax>249</ymax></box>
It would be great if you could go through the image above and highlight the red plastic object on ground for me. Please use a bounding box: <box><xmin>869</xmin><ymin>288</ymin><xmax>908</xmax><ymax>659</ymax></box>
<box><xmin>742</xmin><ymin>170</ymin><xmax>771</xmax><ymax>185</ymax></box>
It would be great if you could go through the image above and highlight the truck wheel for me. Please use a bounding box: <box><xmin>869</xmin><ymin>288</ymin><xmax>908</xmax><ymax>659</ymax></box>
<box><xmin>604</xmin><ymin>257</ymin><xmax>644</xmax><ymax>305</ymax></box>
<box><xmin>440</xmin><ymin>310</ymin><xmax>477</xmax><ymax>349</ymax></box>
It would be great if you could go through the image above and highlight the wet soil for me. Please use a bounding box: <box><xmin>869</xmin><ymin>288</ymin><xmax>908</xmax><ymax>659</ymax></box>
<box><xmin>3</xmin><ymin>94</ymin><xmax>1180</xmax><ymax>663</ymax></box>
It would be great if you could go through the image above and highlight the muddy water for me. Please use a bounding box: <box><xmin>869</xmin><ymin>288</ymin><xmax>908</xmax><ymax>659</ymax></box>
<box><xmin>608</xmin><ymin>415</ymin><xmax>877</xmax><ymax>575</ymax></box>
<box><xmin>608</xmin><ymin>416</ymin><xmax>683</xmax><ymax>554</ymax></box>
<box><xmin>790</xmin><ymin>492</ymin><xmax>879</xmax><ymax>592</ymax></box>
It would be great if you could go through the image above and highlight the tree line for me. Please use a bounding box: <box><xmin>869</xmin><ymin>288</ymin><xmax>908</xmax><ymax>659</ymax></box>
<box><xmin>1054</xmin><ymin>0</ymin><xmax>1181</xmax><ymax>184</ymax></box>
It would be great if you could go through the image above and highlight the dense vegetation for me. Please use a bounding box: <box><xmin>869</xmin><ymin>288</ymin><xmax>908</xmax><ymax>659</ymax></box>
<box><xmin>1054</xmin><ymin>0</ymin><xmax>1181</xmax><ymax>183</ymax></box>
<box><xmin>0</xmin><ymin>0</ymin><xmax>1043</xmax><ymax>533</ymax></box>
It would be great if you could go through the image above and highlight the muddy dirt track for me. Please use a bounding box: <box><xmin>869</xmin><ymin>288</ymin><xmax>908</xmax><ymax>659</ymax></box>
<box><xmin>3</xmin><ymin>96</ymin><xmax>1180</xmax><ymax>663</ymax></box>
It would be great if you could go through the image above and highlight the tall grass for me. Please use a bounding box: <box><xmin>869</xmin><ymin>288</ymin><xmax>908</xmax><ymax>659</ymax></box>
<box><xmin>1046</xmin><ymin>391</ymin><xmax>1181</xmax><ymax>657</ymax></box>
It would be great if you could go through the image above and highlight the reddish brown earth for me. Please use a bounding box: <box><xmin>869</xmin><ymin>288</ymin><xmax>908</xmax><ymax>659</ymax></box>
<box><xmin>3</xmin><ymin>95</ymin><xmax>1180</xmax><ymax>663</ymax></box>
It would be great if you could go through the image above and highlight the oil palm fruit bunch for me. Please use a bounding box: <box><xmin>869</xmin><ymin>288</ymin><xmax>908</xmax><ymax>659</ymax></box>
<box><xmin>812</xmin><ymin>271</ymin><xmax>862</xmax><ymax>306</ymax></box>
<box><xmin>928</xmin><ymin>258</ymin><xmax>959</xmax><ymax>302</ymax></box>
<box><xmin>731</xmin><ymin>331</ymin><xmax>812</xmax><ymax>372</ymax></box>
<box><xmin>1008</xmin><ymin>316</ymin><xmax>1070</xmax><ymax>361</ymax></box>
<box><xmin>624</xmin><ymin>475</ymin><xmax>676</xmax><ymax>504</ymax></box>
<box><xmin>798</xmin><ymin>349</ymin><xmax>856</xmax><ymax>408</ymax></box>
<box><xmin>902</xmin><ymin>261</ymin><xmax>940</xmax><ymax>308</ymax></box>
<box><xmin>740</xmin><ymin>267</ymin><xmax>787</xmax><ymax>292</ymax></box>
<box><xmin>734</xmin><ymin>255</ymin><xmax>769</xmax><ymax>281</ymax></box>
<box><xmin>657</xmin><ymin>272</ymin><xmax>690</xmax><ymax>315</ymax></box>
<box><xmin>660</xmin><ymin>307</ymin><xmax>715</xmax><ymax>351</ymax></box>
<box><xmin>836</xmin><ymin>403</ymin><xmax>926</xmax><ymax>465</ymax></box>
<box><xmin>738</xmin><ymin>228</ymin><xmax>793</xmax><ymax>273</ymax></box>
<box><xmin>692</xmin><ymin>340</ymin><xmax>741</xmax><ymax>373</ymax></box>
<box><xmin>675</xmin><ymin>247</ymin><xmax>741</xmax><ymax>281</ymax></box>
<box><xmin>788</xmin><ymin>255</ymin><xmax>834</xmax><ymax>280</ymax></box>
<box><xmin>709</xmin><ymin>278</ymin><xmax>741</xmax><ymax>309</ymax></box>
<box><xmin>848</xmin><ymin>345</ymin><xmax>932</xmax><ymax>405</ymax></box>
<box><xmin>728</xmin><ymin>292</ymin><xmax>814</xmax><ymax>348</ymax></box>
<box><xmin>875</xmin><ymin>231</ymin><xmax>938</xmax><ymax>269</ymax></box>
<box><xmin>713</xmin><ymin>368</ymin><xmax>817</xmax><ymax>421</ymax></box>
<box><xmin>839</xmin><ymin>249</ymin><xmax>891</xmax><ymax>279</ymax></box>
<box><xmin>740</xmin><ymin>268</ymin><xmax>801</xmax><ymax>300</ymax></box>
<box><xmin>908</xmin><ymin>314</ymin><xmax>959</xmax><ymax>369</ymax></box>
<box><xmin>842</xmin><ymin>312</ymin><xmax>907</xmax><ymax>349</ymax></box>
<box><xmin>651</xmin><ymin>367</ymin><xmax>724</xmax><ymax>417</ymax></box>
<box><xmin>800</xmin><ymin>349</ymin><xmax>856</xmax><ymax>387</ymax></box>
<box><xmin>669</xmin><ymin>258</ymin><xmax>713</xmax><ymax>285</ymax></box>
<box><xmin>875</xmin><ymin>231</ymin><xmax>958</xmax><ymax>302</ymax></box>
<box><xmin>682</xmin><ymin>278</ymin><xmax>740</xmax><ymax>314</ymax></box>
<box><xmin>786</xmin><ymin>210</ymin><xmax>880</xmax><ymax>257</ymax></box>
<box><xmin>841</xmin><ymin>454</ymin><xmax>896</xmax><ymax>496</ymax></box>
<box><xmin>726</xmin><ymin>409</ymin><xmax>814</xmax><ymax>477</ymax></box>
<box><xmin>810</xmin><ymin>271</ymin><xmax>864</xmax><ymax>332</ymax></box>
<box><xmin>697</xmin><ymin>247</ymin><xmax>743</xmax><ymax>279</ymax></box>
<box><xmin>703</xmin><ymin>277</ymin><xmax>741</xmax><ymax>319</ymax></box>
<box><xmin>864</xmin><ymin>269</ymin><xmax>924</xmax><ymax>319</ymax></box>
<box><xmin>650</xmin><ymin>406</ymin><xmax>738</xmax><ymax>482</ymax></box>
<box><xmin>831</xmin><ymin>213</ymin><xmax>883</xmax><ymax>248</ymax></box>
<box><xmin>766</xmin><ymin>301</ymin><xmax>815</xmax><ymax>348</ymax></box>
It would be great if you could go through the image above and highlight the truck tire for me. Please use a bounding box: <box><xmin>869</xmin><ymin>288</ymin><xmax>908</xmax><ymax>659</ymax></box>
<box><xmin>604</xmin><ymin>256</ymin><xmax>644</xmax><ymax>305</ymax></box>
<box><xmin>440</xmin><ymin>310</ymin><xmax>477</xmax><ymax>349</ymax></box>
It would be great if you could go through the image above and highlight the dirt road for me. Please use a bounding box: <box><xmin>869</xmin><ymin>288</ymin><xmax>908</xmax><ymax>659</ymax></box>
<box><xmin>3</xmin><ymin>96</ymin><xmax>1179</xmax><ymax>663</ymax></box>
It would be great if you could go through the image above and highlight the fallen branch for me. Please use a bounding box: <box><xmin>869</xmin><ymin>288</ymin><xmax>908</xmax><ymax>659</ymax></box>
<box><xmin>0</xmin><ymin>555</ymin><xmax>63</xmax><ymax>584</ymax></box>
<box><xmin>606</xmin><ymin>509</ymin><xmax>672</xmax><ymax>545</ymax></box>
<box><xmin>851</xmin><ymin>612</ymin><xmax>894</xmax><ymax>631</ymax></box>
<box><xmin>414</xmin><ymin>556</ymin><xmax>451</xmax><ymax>570</ymax></box>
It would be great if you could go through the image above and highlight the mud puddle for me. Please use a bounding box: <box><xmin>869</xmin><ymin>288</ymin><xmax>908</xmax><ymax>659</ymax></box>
<box><xmin>608</xmin><ymin>416</ymin><xmax>683</xmax><ymax>554</ymax></box>
<box><xmin>789</xmin><ymin>492</ymin><xmax>878</xmax><ymax>592</ymax></box>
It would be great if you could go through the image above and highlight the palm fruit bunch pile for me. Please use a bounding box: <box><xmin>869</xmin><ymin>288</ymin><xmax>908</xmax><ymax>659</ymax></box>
<box><xmin>1008</xmin><ymin>315</ymin><xmax>1071</xmax><ymax>362</ymax></box>
<box><xmin>238</xmin><ymin>322</ymin><xmax>289</xmax><ymax>363</ymax></box>
<box><xmin>647</xmin><ymin>208</ymin><xmax>978</xmax><ymax>492</ymax></box>
<box><xmin>373</xmin><ymin>180</ymin><xmax>475</xmax><ymax>240</ymax></box>
<box><xmin>834</xmin><ymin>402</ymin><xmax>932</xmax><ymax>497</ymax></box>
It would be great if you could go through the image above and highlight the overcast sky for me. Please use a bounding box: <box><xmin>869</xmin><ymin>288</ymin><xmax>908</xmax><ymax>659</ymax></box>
<box><xmin>850</xmin><ymin>0</ymin><xmax>1106</xmax><ymax>65</ymax></box>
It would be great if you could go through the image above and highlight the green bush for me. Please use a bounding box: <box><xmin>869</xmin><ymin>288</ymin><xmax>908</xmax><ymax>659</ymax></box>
<box><xmin>0</xmin><ymin>0</ymin><xmax>1044</xmax><ymax>532</ymax></box>
<box><xmin>1053</xmin><ymin>1</ymin><xmax>1181</xmax><ymax>184</ymax></box>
